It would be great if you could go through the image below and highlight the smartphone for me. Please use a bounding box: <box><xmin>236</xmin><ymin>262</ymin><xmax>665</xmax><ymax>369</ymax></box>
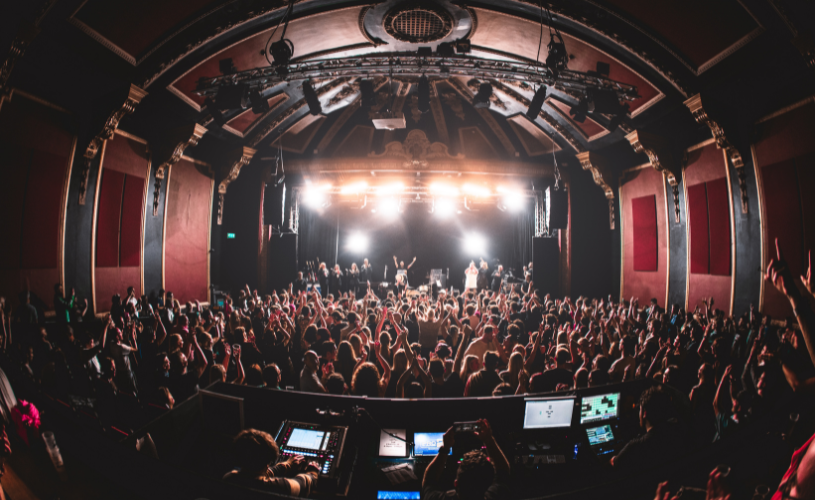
<box><xmin>454</xmin><ymin>421</ymin><xmax>479</xmax><ymax>433</ymax></box>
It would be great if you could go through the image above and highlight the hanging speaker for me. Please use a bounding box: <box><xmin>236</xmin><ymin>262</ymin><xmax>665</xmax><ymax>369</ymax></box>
<box><xmin>547</xmin><ymin>187</ymin><xmax>568</xmax><ymax>230</ymax></box>
<box><xmin>264</xmin><ymin>181</ymin><xmax>286</xmax><ymax>228</ymax></box>
<box><xmin>532</xmin><ymin>237</ymin><xmax>559</xmax><ymax>296</ymax></box>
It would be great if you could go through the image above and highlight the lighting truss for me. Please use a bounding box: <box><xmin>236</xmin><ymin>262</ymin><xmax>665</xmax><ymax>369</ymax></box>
<box><xmin>194</xmin><ymin>53</ymin><xmax>640</xmax><ymax>103</ymax></box>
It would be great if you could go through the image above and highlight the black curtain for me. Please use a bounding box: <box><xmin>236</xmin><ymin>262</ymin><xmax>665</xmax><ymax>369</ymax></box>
<box><xmin>511</xmin><ymin>209</ymin><xmax>535</xmax><ymax>276</ymax></box>
<box><xmin>297</xmin><ymin>208</ymin><xmax>338</xmax><ymax>270</ymax></box>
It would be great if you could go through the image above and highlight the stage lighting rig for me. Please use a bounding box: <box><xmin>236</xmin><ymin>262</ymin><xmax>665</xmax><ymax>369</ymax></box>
<box><xmin>249</xmin><ymin>89</ymin><xmax>270</xmax><ymax>114</ymax></box>
<box><xmin>526</xmin><ymin>85</ymin><xmax>547</xmax><ymax>120</ymax></box>
<box><xmin>432</xmin><ymin>198</ymin><xmax>456</xmax><ymax>218</ymax></box>
<box><xmin>360</xmin><ymin>80</ymin><xmax>376</xmax><ymax>107</ymax></box>
<box><xmin>472</xmin><ymin>82</ymin><xmax>493</xmax><ymax>109</ymax></box>
<box><xmin>214</xmin><ymin>84</ymin><xmax>249</xmax><ymax>110</ymax></box>
<box><xmin>569</xmin><ymin>98</ymin><xmax>588</xmax><ymax>123</ymax></box>
<box><xmin>263</xmin><ymin>0</ymin><xmax>295</xmax><ymax>73</ymax></box>
<box><xmin>303</xmin><ymin>81</ymin><xmax>322</xmax><ymax>115</ymax></box>
<box><xmin>545</xmin><ymin>32</ymin><xmax>569</xmax><ymax>78</ymax></box>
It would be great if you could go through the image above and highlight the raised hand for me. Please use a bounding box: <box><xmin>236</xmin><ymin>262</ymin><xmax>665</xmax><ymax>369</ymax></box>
<box><xmin>802</xmin><ymin>250</ymin><xmax>813</xmax><ymax>297</ymax></box>
<box><xmin>766</xmin><ymin>238</ymin><xmax>799</xmax><ymax>299</ymax></box>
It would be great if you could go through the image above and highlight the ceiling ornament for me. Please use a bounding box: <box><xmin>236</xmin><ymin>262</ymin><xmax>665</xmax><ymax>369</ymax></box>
<box><xmin>625</xmin><ymin>130</ymin><xmax>681</xmax><ymax>223</ymax></box>
<box><xmin>576</xmin><ymin>151</ymin><xmax>615</xmax><ymax>229</ymax></box>
<box><xmin>217</xmin><ymin>146</ymin><xmax>257</xmax><ymax>225</ymax></box>
<box><xmin>383</xmin><ymin>2</ymin><xmax>454</xmax><ymax>43</ymax></box>
<box><xmin>78</xmin><ymin>84</ymin><xmax>148</xmax><ymax>205</ymax></box>
<box><xmin>440</xmin><ymin>92</ymin><xmax>465</xmax><ymax>120</ymax></box>
<box><xmin>683</xmin><ymin>93</ymin><xmax>748</xmax><ymax>214</ymax></box>
<box><xmin>369</xmin><ymin>129</ymin><xmax>462</xmax><ymax>168</ymax></box>
<box><xmin>153</xmin><ymin>123</ymin><xmax>208</xmax><ymax>216</ymax></box>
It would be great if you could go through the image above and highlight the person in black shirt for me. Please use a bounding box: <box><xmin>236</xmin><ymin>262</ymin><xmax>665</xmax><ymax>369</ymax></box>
<box><xmin>292</xmin><ymin>272</ymin><xmax>307</xmax><ymax>295</ymax></box>
<box><xmin>330</xmin><ymin>265</ymin><xmax>343</xmax><ymax>294</ymax></box>
<box><xmin>317</xmin><ymin>263</ymin><xmax>329</xmax><ymax>296</ymax></box>
<box><xmin>477</xmin><ymin>260</ymin><xmax>489</xmax><ymax>292</ymax></box>
<box><xmin>611</xmin><ymin>385</ymin><xmax>691</xmax><ymax>470</ymax></box>
<box><xmin>490</xmin><ymin>265</ymin><xmax>504</xmax><ymax>293</ymax></box>
<box><xmin>529</xmin><ymin>348</ymin><xmax>573</xmax><ymax>393</ymax></box>
<box><xmin>361</xmin><ymin>258</ymin><xmax>373</xmax><ymax>284</ymax></box>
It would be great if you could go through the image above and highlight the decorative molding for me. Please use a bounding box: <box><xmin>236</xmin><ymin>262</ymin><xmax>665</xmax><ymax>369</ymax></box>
<box><xmin>756</xmin><ymin>95</ymin><xmax>815</xmax><ymax>124</ymax></box>
<box><xmin>429</xmin><ymin>81</ymin><xmax>449</xmax><ymax>145</ymax></box>
<box><xmin>287</xmin><ymin>157</ymin><xmax>551</xmax><ymax>177</ymax></box>
<box><xmin>768</xmin><ymin>0</ymin><xmax>815</xmax><ymax>68</ymax></box>
<box><xmin>153</xmin><ymin>123</ymin><xmax>208</xmax><ymax>216</ymax></box>
<box><xmin>683</xmin><ymin>93</ymin><xmax>748</xmax><ymax>213</ymax></box>
<box><xmin>217</xmin><ymin>146</ymin><xmax>257</xmax><ymax>225</ymax></box>
<box><xmin>78</xmin><ymin>84</ymin><xmax>148</xmax><ymax>205</ymax></box>
<box><xmin>358</xmin><ymin>6</ymin><xmax>387</xmax><ymax>47</ymax></box>
<box><xmin>576</xmin><ymin>151</ymin><xmax>616</xmax><ymax>229</ymax></box>
<box><xmin>370</xmin><ymin>129</ymin><xmax>463</xmax><ymax>168</ymax></box>
<box><xmin>315</xmin><ymin>98</ymin><xmax>360</xmax><ymax>154</ymax></box>
<box><xmin>625</xmin><ymin>130</ymin><xmax>681</xmax><ymax>223</ymax></box>
<box><xmin>0</xmin><ymin>0</ymin><xmax>56</xmax><ymax>93</ymax></box>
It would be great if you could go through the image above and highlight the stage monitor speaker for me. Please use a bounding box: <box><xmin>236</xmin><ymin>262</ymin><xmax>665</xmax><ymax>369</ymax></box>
<box><xmin>532</xmin><ymin>236</ymin><xmax>559</xmax><ymax>296</ymax></box>
<box><xmin>267</xmin><ymin>233</ymin><xmax>298</xmax><ymax>292</ymax></box>
<box><xmin>547</xmin><ymin>187</ymin><xmax>568</xmax><ymax>230</ymax></box>
<box><xmin>264</xmin><ymin>181</ymin><xmax>286</xmax><ymax>228</ymax></box>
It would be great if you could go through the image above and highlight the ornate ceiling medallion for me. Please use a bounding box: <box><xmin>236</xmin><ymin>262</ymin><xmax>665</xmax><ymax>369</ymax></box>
<box><xmin>383</xmin><ymin>3</ymin><xmax>454</xmax><ymax>43</ymax></box>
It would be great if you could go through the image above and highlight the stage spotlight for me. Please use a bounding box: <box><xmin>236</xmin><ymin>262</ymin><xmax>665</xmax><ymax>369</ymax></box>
<box><xmin>377</xmin><ymin>198</ymin><xmax>400</xmax><ymax>216</ymax></box>
<box><xmin>270</xmin><ymin>38</ymin><xmax>294</xmax><ymax>67</ymax></box>
<box><xmin>375</xmin><ymin>182</ymin><xmax>404</xmax><ymax>196</ymax></box>
<box><xmin>463</xmin><ymin>233</ymin><xmax>487</xmax><ymax>255</ymax></box>
<box><xmin>526</xmin><ymin>85</ymin><xmax>547</xmax><ymax>120</ymax></box>
<box><xmin>434</xmin><ymin>198</ymin><xmax>456</xmax><ymax>218</ymax></box>
<box><xmin>503</xmin><ymin>195</ymin><xmax>525</xmax><ymax>212</ymax></box>
<box><xmin>545</xmin><ymin>33</ymin><xmax>569</xmax><ymax>78</ymax></box>
<box><xmin>462</xmin><ymin>183</ymin><xmax>491</xmax><ymax>197</ymax></box>
<box><xmin>429</xmin><ymin>182</ymin><xmax>459</xmax><ymax>197</ymax></box>
<box><xmin>360</xmin><ymin>79</ymin><xmax>376</xmax><ymax>107</ymax></box>
<box><xmin>340</xmin><ymin>181</ymin><xmax>367</xmax><ymax>195</ymax></box>
<box><xmin>303</xmin><ymin>81</ymin><xmax>322</xmax><ymax>115</ymax></box>
<box><xmin>302</xmin><ymin>184</ymin><xmax>331</xmax><ymax>209</ymax></box>
<box><xmin>570</xmin><ymin>99</ymin><xmax>588</xmax><ymax>123</ymax></box>
<box><xmin>249</xmin><ymin>89</ymin><xmax>270</xmax><ymax>114</ymax></box>
<box><xmin>219</xmin><ymin>58</ymin><xmax>237</xmax><ymax>75</ymax></box>
<box><xmin>203</xmin><ymin>99</ymin><xmax>226</xmax><ymax>127</ymax></box>
<box><xmin>418</xmin><ymin>75</ymin><xmax>430</xmax><ymax>113</ymax></box>
<box><xmin>346</xmin><ymin>233</ymin><xmax>369</xmax><ymax>253</ymax></box>
<box><xmin>472</xmin><ymin>82</ymin><xmax>493</xmax><ymax>109</ymax></box>
<box><xmin>214</xmin><ymin>84</ymin><xmax>249</xmax><ymax>110</ymax></box>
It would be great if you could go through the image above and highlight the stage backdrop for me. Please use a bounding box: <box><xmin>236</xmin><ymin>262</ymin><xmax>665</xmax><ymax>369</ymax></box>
<box><xmin>298</xmin><ymin>202</ymin><xmax>533</xmax><ymax>290</ymax></box>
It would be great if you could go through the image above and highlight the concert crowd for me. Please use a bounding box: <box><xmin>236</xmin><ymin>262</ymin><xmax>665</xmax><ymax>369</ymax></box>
<box><xmin>0</xmin><ymin>241</ymin><xmax>813</xmax><ymax>499</ymax></box>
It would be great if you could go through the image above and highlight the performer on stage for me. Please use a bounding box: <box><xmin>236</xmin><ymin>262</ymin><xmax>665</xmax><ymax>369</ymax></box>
<box><xmin>292</xmin><ymin>271</ymin><xmax>307</xmax><ymax>295</ymax></box>
<box><xmin>464</xmin><ymin>262</ymin><xmax>479</xmax><ymax>291</ymax></box>
<box><xmin>348</xmin><ymin>263</ymin><xmax>360</xmax><ymax>296</ymax></box>
<box><xmin>393</xmin><ymin>255</ymin><xmax>416</xmax><ymax>287</ymax></box>
<box><xmin>361</xmin><ymin>258</ymin><xmax>373</xmax><ymax>285</ymax></box>
<box><xmin>491</xmin><ymin>265</ymin><xmax>504</xmax><ymax>292</ymax></box>
<box><xmin>395</xmin><ymin>273</ymin><xmax>407</xmax><ymax>297</ymax></box>
<box><xmin>317</xmin><ymin>263</ymin><xmax>329</xmax><ymax>296</ymax></box>
<box><xmin>477</xmin><ymin>259</ymin><xmax>489</xmax><ymax>291</ymax></box>
<box><xmin>330</xmin><ymin>264</ymin><xmax>343</xmax><ymax>296</ymax></box>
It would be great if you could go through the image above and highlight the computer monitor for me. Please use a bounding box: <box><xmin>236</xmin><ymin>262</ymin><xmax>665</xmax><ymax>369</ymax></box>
<box><xmin>585</xmin><ymin>425</ymin><xmax>615</xmax><ymax>446</ymax></box>
<box><xmin>579</xmin><ymin>392</ymin><xmax>620</xmax><ymax>425</ymax></box>
<box><xmin>377</xmin><ymin>492</ymin><xmax>420</xmax><ymax>500</ymax></box>
<box><xmin>287</xmin><ymin>428</ymin><xmax>327</xmax><ymax>451</ymax></box>
<box><xmin>413</xmin><ymin>432</ymin><xmax>453</xmax><ymax>456</ymax></box>
<box><xmin>523</xmin><ymin>397</ymin><xmax>575</xmax><ymax>429</ymax></box>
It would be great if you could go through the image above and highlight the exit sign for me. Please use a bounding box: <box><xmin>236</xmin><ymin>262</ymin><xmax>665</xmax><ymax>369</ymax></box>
<box><xmin>227</xmin><ymin>233</ymin><xmax>236</xmax><ymax>239</ymax></box>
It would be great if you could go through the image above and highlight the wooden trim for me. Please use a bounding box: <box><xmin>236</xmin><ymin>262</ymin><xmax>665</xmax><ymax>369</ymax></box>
<box><xmin>114</xmin><ymin>128</ymin><xmax>148</xmax><ymax>144</ymax></box>
<box><xmin>68</xmin><ymin>14</ymin><xmax>137</xmax><ymax>66</ymax></box>
<box><xmin>140</xmin><ymin>148</ymin><xmax>151</xmax><ymax>296</ymax></box>
<box><xmin>207</xmin><ymin>176</ymin><xmax>215</xmax><ymax>302</ymax></box>
<box><xmin>682</xmin><ymin>166</ymin><xmax>690</xmax><ymax>311</ymax></box>
<box><xmin>90</xmin><ymin>141</ymin><xmax>109</xmax><ymax>315</ymax></box>
<box><xmin>663</xmin><ymin>174</ymin><xmax>670</xmax><ymax>308</ymax></box>
<box><xmin>618</xmin><ymin>182</ymin><xmax>625</xmax><ymax>302</ymax></box>
<box><xmin>167</xmin><ymin>85</ymin><xmax>202</xmax><ymax>112</ymax></box>
<box><xmin>697</xmin><ymin>26</ymin><xmax>764</xmax><ymax>74</ymax></box>
<box><xmin>756</xmin><ymin>95</ymin><xmax>815</xmax><ymax>124</ymax></box>
<box><xmin>60</xmin><ymin>135</ymin><xmax>78</xmax><ymax>293</ymax></box>
<box><xmin>751</xmin><ymin>144</ymin><xmax>766</xmax><ymax>312</ymax></box>
<box><xmin>8</xmin><ymin>88</ymin><xmax>72</xmax><ymax>113</ymax></box>
<box><xmin>162</xmin><ymin>162</ymin><xmax>171</xmax><ymax>290</ymax></box>
<box><xmin>180</xmin><ymin>155</ymin><xmax>213</xmax><ymax>169</ymax></box>
<box><xmin>686</xmin><ymin>137</ymin><xmax>717</xmax><ymax>152</ymax></box>
<box><xmin>724</xmin><ymin>149</ymin><xmax>736</xmax><ymax>316</ymax></box>
<box><xmin>621</xmin><ymin>162</ymin><xmax>653</xmax><ymax>175</ymax></box>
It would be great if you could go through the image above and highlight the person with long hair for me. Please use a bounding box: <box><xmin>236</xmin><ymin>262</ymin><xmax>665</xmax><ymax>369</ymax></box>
<box><xmin>317</xmin><ymin>263</ymin><xmax>329</xmax><ymax>296</ymax></box>
<box><xmin>348</xmin><ymin>263</ymin><xmax>360</xmax><ymax>296</ymax></box>
<box><xmin>464</xmin><ymin>262</ymin><xmax>479</xmax><ymax>291</ymax></box>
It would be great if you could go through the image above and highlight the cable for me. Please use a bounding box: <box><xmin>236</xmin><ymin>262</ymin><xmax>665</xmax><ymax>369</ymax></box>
<box><xmin>535</xmin><ymin>0</ymin><xmax>544</xmax><ymax>83</ymax></box>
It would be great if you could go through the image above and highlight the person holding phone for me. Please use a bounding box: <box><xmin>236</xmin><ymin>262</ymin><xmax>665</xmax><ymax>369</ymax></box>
<box><xmin>422</xmin><ymin>419</ymin><xmax>510</xmax><ymax>500</ymax></box>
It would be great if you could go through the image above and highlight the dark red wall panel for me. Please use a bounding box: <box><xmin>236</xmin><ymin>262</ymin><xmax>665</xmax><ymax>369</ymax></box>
<box><xmin>120</xmin><ymin>175</ymin><xmax>144</xmax><ymax>267</ymax></box>
<box><xmin>165</xmin><ymin>159</ymin><xmax>213</xmax><ymax>303</ymax></box>
<box><xmin>797</xmin><ymin>153</ymin><xmax>815</xmax><ymax>264</ymax></box>
<box><xmin>0</xmin><ymin>144</ymin><xmax>30</xmax><ymax>270</ymax></box>
<box><xmin>96</xmin><ymin>169</ymin><xmax>125</xmax><ymax>268</ymax></box>
<box><xmin>706</xmin><ymin>177</ymin><xmax>731</xmax><ymax>276</ymax></box>
<box><xmin>632</xmin><ymin>195</ymin><xmax>658</xmax><ymax>271</ymax></box>
<box><xmin>687</xmin><ymin>182</ymin><xmax>709</xmax><ymax>274</ymax></box>
<box><xmin>20</xmin><ymin>150</ymin><xmax>66</xmax><ymax>269</ymax></box>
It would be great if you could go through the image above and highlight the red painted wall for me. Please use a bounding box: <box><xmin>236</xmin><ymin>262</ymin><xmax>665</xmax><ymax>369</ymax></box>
<box><xmin>684</xmin><ymin>143</ymin><xmax>732</xmax><ymax>315</ymax></box>
<box><xmin>621</xmin><ymin>167</ymin><xmax>668</xmax><ymax>306</ymax></box>
<box><xmin>0</xmin><ymin>93</ymin><xmax>74</xmax><ymax>311</ymax></box>
<box><xmin>94</xmin><ymin>133</ymin><xmax>148</xmax><ymax>312</ymax></box>
<box><xmin>754</xmin><ymin>102</ymin><xmax>815</xmax><ymax>318</ymax></box>
<box><xmin>164</xmin><ymin>158</ymin><xmax>213</xmax><ymax>304</ymax></box>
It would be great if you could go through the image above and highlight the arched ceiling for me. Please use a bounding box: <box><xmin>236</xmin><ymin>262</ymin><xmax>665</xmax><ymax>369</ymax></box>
<box><xmin>57</xmin><ymin>0</ymin><xmax>770</xmax><ymax>171</ymax></box>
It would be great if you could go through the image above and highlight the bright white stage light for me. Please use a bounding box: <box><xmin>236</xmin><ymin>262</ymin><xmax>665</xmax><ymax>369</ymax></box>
<box><xmin>376</xmin><ymin>182</ymin><xmax>404</xmax><ymax>196</ymax></box>
<box><xmin>346</xmin><ymin>233</ymin><xmax>369</xmax><ymax>253</ymax></box>
<box><xmin>503</xmin><ymin>195</ymin><xmax>525</xmax><ymax>211</ymax></box>
<box><xmin>462</xmin><ymin>183</ymin><xmax>491</xmax><ymax>197</ymax></box>
<box><xmin>463</xmin><ymin>233</ymin><xmax>487</xmax><ymax>255</ymax></box>
<box><xmin>302</xmin><ymin>184</ymin><xmax>331</xmax><ymax>208</ymax></box>
<box><xmin>377</xmin><ymin>198</ymin><xmax>400</xmax><ymax>216</ymax></box>
<box><xmin>340</xmin><ymin>181</ymin><xmax>367</xmax><ymax>195</ymax></box>
<box><xmin>429</xmin><ymin>182</ymin><xmax>459</xmax><ymax>197</ymax></box>
<box><xmin>434</xmin><ymin>198</ymin><xmax>456</xmax><ymax>218</ymax></box>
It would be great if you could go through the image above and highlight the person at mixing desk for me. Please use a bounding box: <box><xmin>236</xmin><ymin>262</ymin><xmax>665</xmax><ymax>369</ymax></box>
<box><xmin>224</xmin><ymin>428</ymin><xmax>321</xmax><ymax>497</ymax></box>
<box><xmin>422</xmin><ymin>419</ymin><xmax>511</xmax><ymax>500</ymax></box>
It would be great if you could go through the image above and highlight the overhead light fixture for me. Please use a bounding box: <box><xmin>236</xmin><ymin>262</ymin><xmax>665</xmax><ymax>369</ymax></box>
<box><xmin>377</xmin><ymin>198</ymin><xmax>400</xmax><ymax>216</ymax></box>
<box><xmin>270</xmin><ymin>39</ymin><xmax>294</xmax><ymax>68</ymax></box>
<box><xmin>545</xmin><ymin>32</ymin><xmax>569</xmax><ymax>78</ymax></box>
<box><xmin>429</xmin><ymin>182</ymin><xmax>459</xmax><ymax>197</ymax></box>
<box><xmin>455</xmin><ymin>39</ymin><xmax>471</xmax><ymax>54</ymax></box>
<box><xmin>375</xmin><ymin>182</ymin><xmax>404</xmax><ymax>196</ymax></box>
<box><xmin>433</xmin><ymin>198</ymin><xmax>456</xmax><ymax>218</ymax></box>
<box><xmin>214</xmin><ymin>84</ymin><xmax>249</xmax><ymax>110</ymax></box>
<box><xmin>302</xmin><ymin>185</ymin><xmax>331</xmax><ymax>209</ymax></box>
<box><xmin>526</xmin><ymin>85</ymin><xmax>547</xmax><ymax>120</ymax></box>
<box><xmin>219</xmin><ymin>58</ymin><xmax>237</xmax><ymax>75</ymax></box>
<box><xmin>340</xmin><ymin>181</ymin><xmax>367</xmax><ymax>195</ymax></box>
<box><xmin>360</xmin><ymin>79</ymin><xmax>376</xmax><ymax>107</ymax></box>
<box><xmin>203</xmin><ymin>99</ymin><xmax>227</xmax><ymax>127</ymax></box>
<box><xmin>418</xmin><ymin>75</ymin><xmax>430</xmax><ymax>114</ymax></box>
<box><xmin>463</xmin><ymin>233</ymin><xmax>487</xmax><ymax>255</ymax></box>
<box><xmin>346</xmin><ymin>233</ymin><xmax>369</xmax><ymax>253</ymax></box>
<box><xmin>472</xmin><ymin>82</ymin><xmax>492</xmax><ymax>109</ymax></box>
<box><xmin>303</xmin><ymin>81</ymin><xmax>322</xmax><ymax>115</ymax></box>
<box><xmin>462</xmin><ymin>183</ymin><xmax>490</xmax><ymax>197</ymax></box>
<box><xmin>436</xmin><ymin>42</ymin><xmax>454</xmax><ymax>57</ymax></box>
<box><xmin>569</xmin><ymin>99</ymin><xmax>588</xmax><ymax>123</ymax></box>
<box><xmin>249</xmin><ymin>89</ymin><xmax>270</xmax><ymax>114</ymax></box>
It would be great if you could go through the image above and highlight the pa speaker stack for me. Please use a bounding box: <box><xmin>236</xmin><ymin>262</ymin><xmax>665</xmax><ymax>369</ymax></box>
<box><xmin>547</xmin><ymin>187</ymin><xmax>568</xmax><ymax>230</ymax></box>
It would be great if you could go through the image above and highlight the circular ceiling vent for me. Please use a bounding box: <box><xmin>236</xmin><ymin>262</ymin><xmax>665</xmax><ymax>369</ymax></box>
<box><xmin>384</xmin><ymin>3</ymin><xmax>454</xmax><ymax>43</ymax></box>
